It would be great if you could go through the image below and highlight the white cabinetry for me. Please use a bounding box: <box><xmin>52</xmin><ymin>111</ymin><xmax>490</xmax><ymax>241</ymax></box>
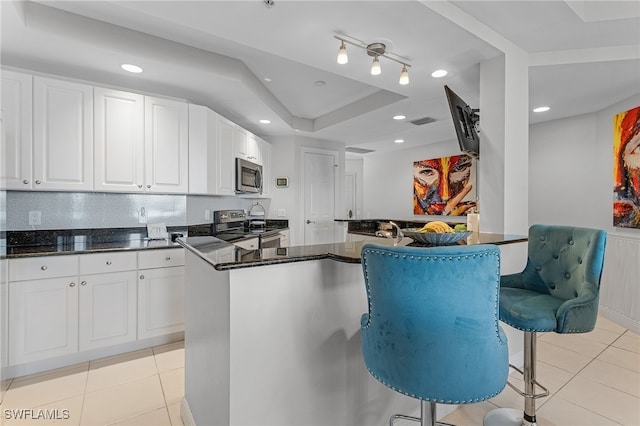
<box><xmin>145</xmin><ymin>96</ymin><xmax>189</xmax><ymax>193</ymax></box>
<box><xmin>259</xmin><ymin>137</ymin><xmax>271</xmax><ymax>196</ymax></box>
<box><xmin>188</xmin><ymin>105</ymin><xmax>235</xmax><ymax>195</ymax></box>
<box><xmin>234</xmin><ymin>127</ymin><xmax>261</xmax><ymax>164</ymax></box>
<box><xmin>233</xmin><ymin>237</ymin><xmax>259</xmax><ymax>250</ymax></box>
<box><xmin>8</xmin><ymin>256</ymin><xmax>79</xmax><ymax>365</ymax></box>
<box><xmin>1</xmin><ymin>259</ymin><xmax>9</xmax><ymax>369</ymax></box>
<box><xmin>78</xmin><ymin>253</ymin><xmax>137</xmax><ymax>351</ymax></box>
<box><xmin>137</xmin><ymin>248</ymin><xmax>185</xmax><ymax>339</ymax></box>
<box><xmin>8</xmin><ymin>252</ymin><xmax>139</xmax><ymax>365</ymax></box>
<box><xmin>94</xmin><ymin>88</ymin><xmax>144</xmax><ymax>192</ymax></box>
<box><xmin>278</xmin><ymin>229</ymin><xmax>290</xmax><ymax>248</ymax></box>
<box><xmin>33</xmin><ymin>76</ymin><xmax>93</xmax><ymax>190</ymax></box>
<box><xmin>1</xmin><ymin>70</ymin><xmax>32</xmax><ymax>190</ymax></box>
<box><xmin>94</xmin><ymin>92</ymin><xmax>188</xmax><ymax>193</ymax></box>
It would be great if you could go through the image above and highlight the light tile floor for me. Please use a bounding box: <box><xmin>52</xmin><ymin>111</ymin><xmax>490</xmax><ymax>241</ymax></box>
<box><xmin>441</xmin><ymin>315</ymin><xmax>640</xmax><ymax>426</ymax></box>
<box><xmin>0</xmin><ymin>316</ymin><xmax>637</xmax><ymax>426</ymax></box>
<box><xmin>0</xmin><ymin>341</ymin><xmax>184</xmax><ymax>425</ymax></box>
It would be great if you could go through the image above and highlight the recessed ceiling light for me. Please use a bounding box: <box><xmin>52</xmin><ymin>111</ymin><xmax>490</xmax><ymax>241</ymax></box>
<box><xmin>431</xmin><ymin>69</ymin><xmax>448</xmax><ymax>78</ymax></box>
<box><xmin>533</xmin><ymin>106</ymin><xmax>550</xmax><ymax>113</ymax></box>
<box><xmin>393</xmin><ymin>115</ymin><xmax>406</xmax><ymax>120</ymax></box>
<box><xmin>264</xmin><ymin>77</ymin><xmax>272</xmax><ymax>82</ymax></box>
<box><xmin>313</xmin><ymin>80</ymin><xmax>326</xmax><ymax>87</ymax></box>
<box><xmin>259</xmin><ymin>119</ymin><xmax>271</xmax><ymax>124</ymax></box>
<box><xmin>394</xmin><ymin>139</ymin><xmax>404</xmax><ymax>144</ymax></box>
<box><xmin>121</xmin><ymin>64</ymin><xmax>143</xmax><ymax>73</ymax></box>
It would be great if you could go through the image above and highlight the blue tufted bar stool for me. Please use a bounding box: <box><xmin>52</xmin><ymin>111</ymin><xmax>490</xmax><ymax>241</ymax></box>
<box><xmin>360</xmin><ymin>243</ymin><xmax>509</xmax><ymax>426</ymax></box>
<box><xmin>483</xmin><ymin>224</ymin><xmax>607</xmax><ymax>426</ymax></box>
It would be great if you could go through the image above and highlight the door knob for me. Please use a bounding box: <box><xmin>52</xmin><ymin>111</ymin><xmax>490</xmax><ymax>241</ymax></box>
<box><xmin>306</xmin><ymin>220</ymin><xmax>315</xmax><ymax>224</ymax></box>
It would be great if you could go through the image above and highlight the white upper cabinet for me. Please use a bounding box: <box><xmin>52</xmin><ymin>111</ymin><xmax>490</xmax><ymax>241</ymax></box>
<box><xmin>217</xmin><ymin>115</ymin><xmax>236</xmax><ymax>195</ymax></box>
<box><xmin>1</xmin><ymin>70</ymin><xmax>32</xmax><ymax>190</ymax></box>
<box><xmin>95</xmin><ymin>92</ymin><xmax>188</xmax><ymax>193</ymax></box>
<box><xmin>259</xmin><ymin>136</ymin><xmax>271</xmax><ymax>197</ymax></box>
<box><xmin>94</xmin><ymin>88</ymin><xmax>144</xmax><ymax>192</ymax></box>
<box><xmin>145</xmin><ymin>96</ymin><xmax>189</xmax><ymax>193</ymax></box>
<box><xmin>33</xmin><ymin>76</ymin><xmax>94</xmax><ymax>191</ymax></box>
<box><xmin>188</xmin><ymin>104</ymin><xmax>235</xmax><ymax>196</ymax></box>
<box><xmin>236</xmin><ymin>129</ymin><xmax>261</xmax><ymax>164</ymax></box>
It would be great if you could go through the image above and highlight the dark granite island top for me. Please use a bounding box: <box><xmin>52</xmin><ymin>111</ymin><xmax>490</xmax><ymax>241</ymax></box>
<box><xmin>179</xmin><ymin>232</ymin><xmax>529</xmax><ymax>426</ymax></box>
<box><xmin>177</xmin><ymin>232</ymin><xmax>527</xmax><ymax>271</ymax></box>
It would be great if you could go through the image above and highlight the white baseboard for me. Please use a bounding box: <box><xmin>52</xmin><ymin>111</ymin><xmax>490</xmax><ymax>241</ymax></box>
<box><xmin>2</xmin><ymin>332</ymin><xmax>183</xmax><ymax>379</ymax></box>
<box><xmin>181</xmin><ymin>398</ymin><xmax>196</xmax><ymax>426</ymax></box>
<box><xmin>599</xmin><ymin>305</ymin><xmax>640</xmax><ymax>334</ymax></box>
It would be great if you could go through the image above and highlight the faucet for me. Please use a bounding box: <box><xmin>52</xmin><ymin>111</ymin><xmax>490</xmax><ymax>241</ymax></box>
<box><xmin>375</xmin><ymin>221</ymin><xmax>404</xmax><ymax>246</ymax></box>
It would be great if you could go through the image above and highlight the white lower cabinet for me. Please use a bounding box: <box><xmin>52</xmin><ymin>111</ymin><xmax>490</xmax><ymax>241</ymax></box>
<box><xmin>137</xmin><ymin>266</ymin><xmax>184</xmax><ymax>339</ymax></box>
<box><xmin>9</xmin><ymin>276</ymin><xmax>79</xmax><ymax>365</ymax></box>
<box><xmin>137</xmin><ymin>248</ymin><xmax>185</xmax><ymax>339</ymax></box>
<box><xmin>7</xmin><ymin>249</ymin><xmax>185</xmax><ymax>368</ymax></box>
<box><xmin>78</xmin><ymin>270</ymin><xmax>138</xmax><ymax>351</ymax></box>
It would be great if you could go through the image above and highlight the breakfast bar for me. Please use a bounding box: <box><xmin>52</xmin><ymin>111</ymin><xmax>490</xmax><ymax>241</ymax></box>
<box><xmin>177</xmin><ymin>234</ymin><xmax>528</xmax><ymax>426</ymax></box>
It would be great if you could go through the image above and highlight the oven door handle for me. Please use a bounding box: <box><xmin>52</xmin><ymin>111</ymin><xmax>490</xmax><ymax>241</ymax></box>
<box><xmin>261</xmin><ymin>234</ymin><xmax>280</xmax><ymax>243</ymax></box>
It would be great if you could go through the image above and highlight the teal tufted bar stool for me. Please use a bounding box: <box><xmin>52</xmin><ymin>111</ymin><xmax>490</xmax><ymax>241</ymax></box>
<box><xmin>483</xmin><ymin>224</ymin><xmax>607</xmax><ymax>426</ymax></box>
<box><xmin>360</xmin><ymin>243</ymin><xmax>509</xmax><ymax>426</ymax></box>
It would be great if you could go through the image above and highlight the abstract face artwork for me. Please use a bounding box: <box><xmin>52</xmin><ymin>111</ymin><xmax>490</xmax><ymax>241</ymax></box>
<box><xmin>613</xmin><ymin>106</ymin><xmax>640</xmax><ymax>228</ymax></box>
<box><xmin>413</xmin><ymin>154</ymin><xmax>476</xmax><ymax>216</ymax></box>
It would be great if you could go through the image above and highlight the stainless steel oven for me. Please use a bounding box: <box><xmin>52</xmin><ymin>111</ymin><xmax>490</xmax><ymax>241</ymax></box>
<box><xmin>260</xmin><ymin>232</ymin><xmax>281</xmax><ymax>249</ymax></box>
<box><xmin>236</xmin><ymin>158</ymin><xmax>263</xmax><ymax>193</ymax></box>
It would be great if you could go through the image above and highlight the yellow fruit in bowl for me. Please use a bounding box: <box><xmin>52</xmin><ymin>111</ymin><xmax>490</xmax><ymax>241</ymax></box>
<box><xmin>418</xmin><ymin>221</ymin><xmax>453</xmax><ymax>233</ymax></box>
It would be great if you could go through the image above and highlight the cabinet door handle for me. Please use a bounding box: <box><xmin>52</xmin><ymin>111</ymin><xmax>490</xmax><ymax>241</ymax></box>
<box><xmin>106</xmin><ymin>261</ymin><xmax>112</xmax><ymax>265</ymax></box>
<box><xmin>23</xmin><ymin>179</ymin><xmax>29</xmax><ymax>184</ymax></box>
<box><xmin>69</xmin><ymin>282</ymin><xmax>76</xmax><ymax>287</ymax></box>
<box><xmin>139</xmin><ymin>275</ymin><xmax>145</xmax><ymax>280</ymax></box>
<box><xmin>138</xmin><ymin>184</ymin><xmax>143</xmax><ymax>188</ymax></box>
<box><xmin>165</xmin><ymin>256</ymin><xmax>171</xmax><ymax>261</ymax></box>
<box><xmin>40</xmin><ymin>266</ymin><xmax>48</xmax><ymax>271</ymax></box>
<box><xmin>80</xmin><ymin>281</ymin><xmax>87</xmax><ymax>286</ymax></box>
<box><xmin>35</xmin><ymin>180</ymin><xmax>41</xmax><ymax>185</ymax></box>
<box><xmin>146</xmin><ymin>184</ymin><xmax>151</xmax><ymax>189</ymax></box>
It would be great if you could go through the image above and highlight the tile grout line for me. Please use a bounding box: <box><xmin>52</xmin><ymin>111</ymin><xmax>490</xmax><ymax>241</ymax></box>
<box><xmin>539</xmin><ymin>330</ymin><xmax>634</xmax><ymax>425</ymax></box>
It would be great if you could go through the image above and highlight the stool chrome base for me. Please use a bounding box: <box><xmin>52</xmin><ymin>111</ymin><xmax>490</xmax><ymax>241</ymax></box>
<box><xmin>483</xmin><ymin>408</ymin><xmax>532</xmax><ymax>426</ymax></box>
<box><xmin>390</xmin><ymin>401</ymin><xmax>455</xmax><ymax>426</ymax></box>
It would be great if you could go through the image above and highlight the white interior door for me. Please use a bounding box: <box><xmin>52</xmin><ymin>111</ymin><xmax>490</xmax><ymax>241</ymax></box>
<box><xmin>303</xmin><ymin>149</ymin><xmax>337</xmax><ymax>245</ymax></box>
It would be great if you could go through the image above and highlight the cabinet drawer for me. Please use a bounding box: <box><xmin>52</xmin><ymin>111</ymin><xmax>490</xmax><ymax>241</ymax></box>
<box><xmin>9</xmin><ymin>256</ymin><xmax>78</xmax><ymax>281</ymax></box>
<box><xmin>79</xmin><ymin>252</ymin><xmax>137</xmax><ymax>275</ymax></box>
<box><xmin>138</xmin><ymin>248</ymin><xmax>185</xmax><ymax>270</ymax></box>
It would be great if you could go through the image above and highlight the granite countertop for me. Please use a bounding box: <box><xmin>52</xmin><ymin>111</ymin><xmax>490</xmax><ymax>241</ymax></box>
<box><xmin>178</xmin><ymin>232</ymin><xmax>528</xmax><ymax>271</ymax></box>
<box><xmin>2</xmin><ymin>227</ymin><xmax>187</xmax><ymax>259</ymax></box>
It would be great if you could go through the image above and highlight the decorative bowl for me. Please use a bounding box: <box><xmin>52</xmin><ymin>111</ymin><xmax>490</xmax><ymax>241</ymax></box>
<box><xmin>402</xmin><ymin>228</ymin><xmax>473</xmax><ymax>245</ymax></box>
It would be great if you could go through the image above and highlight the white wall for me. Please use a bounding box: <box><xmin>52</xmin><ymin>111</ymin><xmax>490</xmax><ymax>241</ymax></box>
<box><xmin>529</xmin><ymin>94</ymin><xmax>640</xmax><ymax>235</ymax></box>
<box><xmin>266</xmin><ymin>135</ymin><xmax>345</xmax><ymax>246</ymax></box>
<box><xmin>362</xmin><ymin>139</ymin><xmax>467</xmax><ymax>223</ymax></box>
<box><xmin>345</xmin><ymin>158</ymin><xmax>364</xmax><ymax>219</ymax></box>
<box><xmin>529</xmin><ymin>95</ymin><xmax>640</xmax><ymax>331</ymax></box>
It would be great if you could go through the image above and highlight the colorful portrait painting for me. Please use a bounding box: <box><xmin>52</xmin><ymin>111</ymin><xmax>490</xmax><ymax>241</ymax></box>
<box><xmin>413</xmin><ymin>154</ymin><xmax>476</xmax><ymax>216</ymax></box>
<box><xmin>613</xmin><ymin>106</ymin><xmax>640</xmax><ymax>229</ymax></box>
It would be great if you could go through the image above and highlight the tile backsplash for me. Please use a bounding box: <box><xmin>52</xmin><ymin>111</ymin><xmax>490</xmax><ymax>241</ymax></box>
<box><xmin>5</xmin><ymin>191</ymin><xmax>270</xmax><ymax>231</ymax></box>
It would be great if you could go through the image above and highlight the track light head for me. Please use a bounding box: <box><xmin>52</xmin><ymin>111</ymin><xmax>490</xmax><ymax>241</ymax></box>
<box><xmin>370</xmin><ymin>56</ymin><xmax>381</xmax><ymax>75</ymax></box>
<box><xmin>337</xmin><ymin>41</ymin><xmax>348</xmax><ymax>64</ymax></box>
<box><xmin>399</xmin><ymin>65</ymin><xmax>409</xmax><ymax>85</ymax></box>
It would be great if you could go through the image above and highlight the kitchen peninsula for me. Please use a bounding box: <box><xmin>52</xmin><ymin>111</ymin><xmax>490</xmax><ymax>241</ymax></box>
<box><xmin>177</xmin><ymin>233</ymin><xmax>528</xmax><ymax>426</ymax></box>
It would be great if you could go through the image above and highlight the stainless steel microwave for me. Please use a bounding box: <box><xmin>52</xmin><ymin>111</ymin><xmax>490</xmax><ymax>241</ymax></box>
<box><xmin>236</xmin><ymin>158</ymin><xmax>263</xmax><ymax>193</ymax></box>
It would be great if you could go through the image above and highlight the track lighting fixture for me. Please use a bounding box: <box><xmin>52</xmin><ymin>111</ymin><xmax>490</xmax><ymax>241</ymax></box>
<box><xmin>337</xmin><ymin>40</ymin><xmax>348</xmax><ymax>64</ymax></box>
<box><xmin>334</xmin><ymin>35</ymin><xmax>411</xmax><ymax>85</ymax></box>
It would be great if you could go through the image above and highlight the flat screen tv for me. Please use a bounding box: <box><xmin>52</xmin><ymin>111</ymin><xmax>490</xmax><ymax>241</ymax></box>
<box><xmin>444</xmin><ymin>85</ymin><xmax>480</xmax><ymax>159</ymax></box>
